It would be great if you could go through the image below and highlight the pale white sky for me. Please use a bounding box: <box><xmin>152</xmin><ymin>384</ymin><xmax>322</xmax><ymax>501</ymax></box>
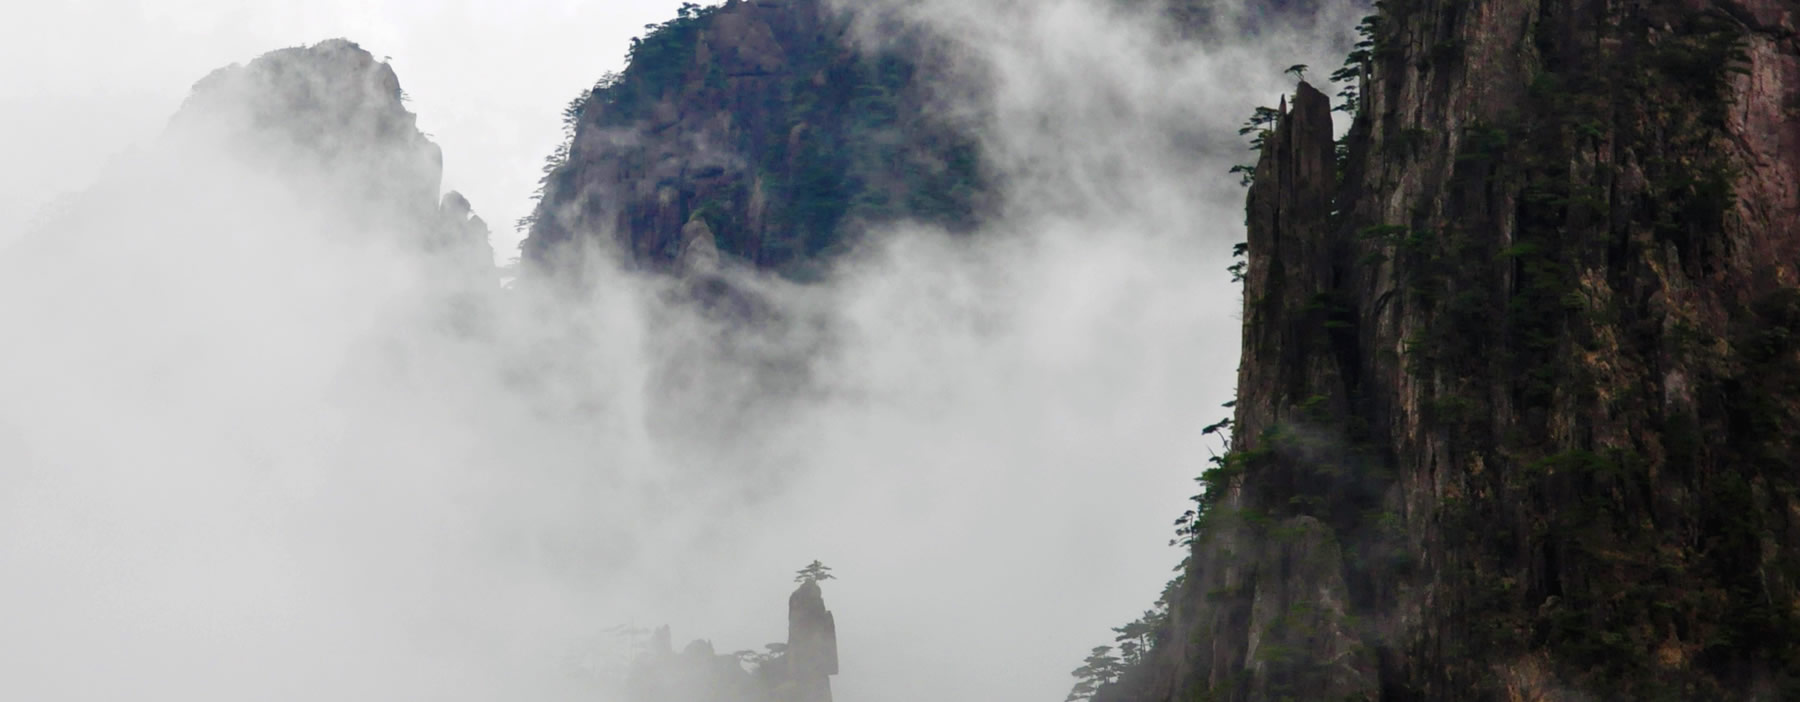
<box><xmin>0</xmin><ymin>0</ymin><xmax>696</xmax><ymax>256</ymax></box>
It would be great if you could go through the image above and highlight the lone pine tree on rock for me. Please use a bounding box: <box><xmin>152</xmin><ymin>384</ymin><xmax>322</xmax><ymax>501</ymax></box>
<box><xmin>794</xmin><ymin>560</ymin><xmax>835</xmax><ymax>584</ymax></box>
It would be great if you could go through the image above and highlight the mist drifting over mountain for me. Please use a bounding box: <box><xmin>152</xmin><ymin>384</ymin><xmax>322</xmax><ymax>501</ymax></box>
<box><xmin>1</xmin><ymin>2</ymin><xmax>1364</xmax><ymax>698</ymax></box>
<box><xmin>18</xmin><ymin>0</ymin><xmax>1794</xmax><ymax>700</ymax></box>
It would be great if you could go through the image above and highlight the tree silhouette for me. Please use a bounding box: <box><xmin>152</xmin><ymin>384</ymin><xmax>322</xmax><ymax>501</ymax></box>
<box><xmin>1228</xmin><ymin>163</ymin><xmax>1256</xmax><ymax>187</ymax></box>
<box><xmin>1285</xmin><ymin>64</ymin><xmax>1309</xmax><ymax>81</ymax></box>
<box><xmin>734</xmin><ymin>642</ymin><xmax>788</xmax><ymax>674</ymax></box>
<box><xmin>1239</xmin><ymin>105</ymin><xmax>1282</xmax><ymax>152</ymax></box>
<box><xmin>1066</xmin><ymin>645</ymin><xmax>1123</xmax><ymax>702</ymax></box>
<box><xmin>1113</xmin><ymin>615</ymin><xmax>1158</xmax><ymax>667</ymax></box>
<box><xmin>795</xmin><ymin>560</ymin><xmax>836</xmax><ymax>584</ymax></box>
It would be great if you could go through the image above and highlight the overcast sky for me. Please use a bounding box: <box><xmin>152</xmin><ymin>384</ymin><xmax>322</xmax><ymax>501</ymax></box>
<box><xmin>0</xmin><ymin>0</ymin><xmax>695</xmax><ymax>255</ymax></box>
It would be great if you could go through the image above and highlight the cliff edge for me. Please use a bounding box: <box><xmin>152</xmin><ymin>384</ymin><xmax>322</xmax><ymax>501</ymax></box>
<box><xmin>1099</xmin><ymin>1</ymin><xmax>1799</xmax><ymax>700</ymax></box>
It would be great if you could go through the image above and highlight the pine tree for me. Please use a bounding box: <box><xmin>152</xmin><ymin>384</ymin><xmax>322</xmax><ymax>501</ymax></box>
<box><xmin>1066</xmin><ymin>645</ymin><xmax>1122</xmax><ymax>702</ymax></box>
<box><xmin>795</xmin><ymin>560</ymin><xmax>836</xmax><ymax>584</ymax></box>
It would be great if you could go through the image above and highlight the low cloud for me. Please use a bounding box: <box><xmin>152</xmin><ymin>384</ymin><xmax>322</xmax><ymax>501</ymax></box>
<box><xmin>0</xmin><ymin>1</ymin><xmax>1365</xmax><ymax>701</ymax></box>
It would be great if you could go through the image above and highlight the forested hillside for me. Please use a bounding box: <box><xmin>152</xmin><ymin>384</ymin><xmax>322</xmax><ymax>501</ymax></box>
<box><xmin>519</xmin><ymin>0</ymin><xmax>985</xmax><ymax>281</ymax></box>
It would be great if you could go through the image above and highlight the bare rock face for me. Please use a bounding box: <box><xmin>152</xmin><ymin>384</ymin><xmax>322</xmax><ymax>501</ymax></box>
<box><xmin>780</xmin><ymin>580</ymin><xmax>839</xmax><ymax>702</ymax></box>
<box><xmin>1103</xmin><ymin>1</ymin><xmax>1800</xmax><ymax>700</ymax></box>
<box><xmin>676</xmin><ymin>217</ymin><xmax>723</xmax><ymax>276</ymax></box>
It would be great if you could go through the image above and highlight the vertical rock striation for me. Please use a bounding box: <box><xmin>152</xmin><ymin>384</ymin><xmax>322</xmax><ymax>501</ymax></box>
<box><xmin>1107</xmin><ymin>1</ymin><xmax>1800</xmax><ymax>700</ymax></box>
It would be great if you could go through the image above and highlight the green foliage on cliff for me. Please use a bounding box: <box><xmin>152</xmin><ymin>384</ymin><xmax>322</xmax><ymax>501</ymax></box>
<box><xmin>1088</xmin><ymin>2</ymin><xmax>1798</xmax><ymax>701</ymax></box>
<box><xmin>618</xmin><ymin>3</ymin><xmax>718</xmax><ymax>107</ymax></box>
<box><xmin>1383</xmin><ymin>5</ymin><xmax>1798</xmax><ymax>699</ymax></box>
<box><xmin>1067</xmin><ymin>646</ymin><xmax>1123</xmax><ymax>702</ymax></box>
<box><xmin>522</xmin><ymin>0</ymin><xmax>986</xmax><ymax>276</ymax></box>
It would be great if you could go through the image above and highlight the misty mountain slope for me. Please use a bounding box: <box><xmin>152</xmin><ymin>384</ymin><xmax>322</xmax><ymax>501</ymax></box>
<box><xmin>7</xmin><ymin>38</ymin><xmax>496</xmax><ymax>281</ymax></box>
<box><xmin>0</xmin><ymin>39</ymin><xmax>573</xmax><ymax>702</ymax></box>
<box><xmin>506</xmin><ymin>0</ymin><xmax>996</xmax><ymax>471</ymax></box>
<box><xmin>1088</xmin><ymin>1</ymin><xmax>1800</xmax><ymax>701</ymax></box>
<box><xmin>519</xmin><ymin>0</ymin><xmax>986</xmax><ymax>281</ymax></box>
<box><xmin>504</xmin><ymin>0</ymin><xmax>1370</xmax><ymax>453</ymax></box>
<box><xmin>1154</xmin><ymin>0</ymin><xmax>1367</xmax><ymax>38</ymax></box>
<box><xmin>0</xmin><ymin>2</ymin><xmax>1479</xmax><ymax>701</ymax></box>
<box><xmin>172</xmin><ymin>38</ymin><xmax>496</xmax><ymax>273</ymax></box>
<box><xmin>620</xmin><ymin>575</ymin><xmax>839</xmax><ymax>702</ymax></box>
<box><xmin>517</xmin><ymin>0</ymin><xmax>1367</xmax><ymax>284</ymax></box>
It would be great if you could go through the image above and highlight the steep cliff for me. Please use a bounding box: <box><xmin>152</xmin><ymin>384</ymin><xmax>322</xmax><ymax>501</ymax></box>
<box><xmin>520</xmin><ymin>0</ymin><xmax>985</xmax><ymax>281</ymax></box>
<box><xmin>780</xmin><ymin>580</ymin><xmax>839</xmax><ymax>702</ymax></box>
<box><xmin>1098</xmin><ymin>1</ymin><xmax>1800</xmax><ymax>700</ymax></box>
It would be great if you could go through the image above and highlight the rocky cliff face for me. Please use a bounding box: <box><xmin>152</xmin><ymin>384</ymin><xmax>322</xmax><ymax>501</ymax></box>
<box><xmin>1102</xmin><ymin>1</ymin><xmax>1800</xmax><ymax>700</ymax></box>
<box><xmin>520</xmin><ymin>0</ymin><xmax>985</xmax><ymax>281</ymax></box>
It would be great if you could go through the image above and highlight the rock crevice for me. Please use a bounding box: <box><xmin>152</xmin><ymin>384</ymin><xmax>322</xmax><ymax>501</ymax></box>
<box><xmin>1104</xmin><ymin>2</ymin><xmax>1800</xmax><ymax>700</ymax></box>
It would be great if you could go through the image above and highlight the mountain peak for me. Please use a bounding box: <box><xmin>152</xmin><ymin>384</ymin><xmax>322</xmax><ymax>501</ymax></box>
<box><xmin>520</xmin><ymin>0</ymin><xmax>987</xmax><ymax>281</ymax></box>
<box><xmin>166</xmin><ymin>38</ymin><xmax>492</xmax><ymax>269</ymax></box>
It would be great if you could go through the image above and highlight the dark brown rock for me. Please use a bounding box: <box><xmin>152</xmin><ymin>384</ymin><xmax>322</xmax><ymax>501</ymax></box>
<box><xmin>1112</xmin><ymin>2</ymin><xmax>1800</xmax><ymax>700</ymax></box>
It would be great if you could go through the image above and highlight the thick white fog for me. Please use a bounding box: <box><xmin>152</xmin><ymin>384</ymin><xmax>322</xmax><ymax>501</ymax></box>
<box><xmin>1</xmin><ymin>1</ymin><xmax>1361</xmax><ymax>700</ymax></box>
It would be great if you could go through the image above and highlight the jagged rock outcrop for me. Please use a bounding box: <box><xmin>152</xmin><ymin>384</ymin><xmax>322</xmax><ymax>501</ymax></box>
<box><xmin>520</xmin><ymin>0</ymin><xmax>985</xmax><ymax>281</ymax></box>
<box><xmin>1103</xmin><ymin>1</ymin><xmax>1800</xmax><ymax>700</ymax></box>
<box><xmin>625</xmin><ymin>580</ymin><xmax>839</xmax><ymax>702</ymax></box>
<box><xmin>0</xmin><ymin>38</ymin><xmax>502</xmax><ymax>371</ymax></box>
<box><xmin>168</xmin><ymin>38</ymin><xmax>494</xmax><ymax>271</ymax></box>
<box><xmin>779</xmin><ymin>580</ymin><xmax>839</xmax><ymax>702</ymax></box>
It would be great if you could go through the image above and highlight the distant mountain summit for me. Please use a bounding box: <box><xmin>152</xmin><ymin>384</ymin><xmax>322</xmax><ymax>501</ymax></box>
<box><xmin>515</xmin><ymin>0</ymin><xmax>1362</xmax><ymax>284</ymax></box>
<box><xmin>170</xmin><ymin>38</ymin><xmax>492</xmax><ymax>273</ymax></box>
<box><xmin>520</xmin><ymin>0</ymin><xmax>987</xmax><ymax>282</ymax></box>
